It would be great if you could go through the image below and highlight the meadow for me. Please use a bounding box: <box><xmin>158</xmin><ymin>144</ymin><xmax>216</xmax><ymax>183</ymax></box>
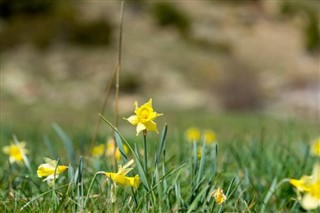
<box><xmin>1</xmin><ymin>1</ymin><xmax>320</xmax><ymax>212</ymax></box>
<box><xmin>1</xmin><ymin>106</ymin><xmax>320</xmax><ymax>212</ymax></box>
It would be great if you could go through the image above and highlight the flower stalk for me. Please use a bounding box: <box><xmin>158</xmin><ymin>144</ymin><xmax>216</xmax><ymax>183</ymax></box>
<box><xmin>143</xmin><ymin>130</ymin><xmax>148</xmax><ymax>176</ymax></box>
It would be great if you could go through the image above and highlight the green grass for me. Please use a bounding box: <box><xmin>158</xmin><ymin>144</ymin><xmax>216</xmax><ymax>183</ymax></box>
<box><xmin>1</xmin><ymin>111</ymin><xmax>319</xmax><ymax>212</ymax></box>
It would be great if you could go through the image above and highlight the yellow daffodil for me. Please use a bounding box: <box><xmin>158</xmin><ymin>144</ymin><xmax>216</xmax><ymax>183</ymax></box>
<box><xmin>311</xmin><ymin>137</ymin><xmax>320</xmax><ymax>156</ymax></box>
<box><xmin>289</xmin><ymin>176</ymin><xmax>312</xmax><ymax>192</ymax></box>
<box><xmin>186</xmin><ymin>128</ymin><xmax>217</xmax><ymax>144</ymax></box>
<box><xmin>37</xmin><ymin>158</ymin><xmax>68</xmax><ymax>186</ymax></box>
<box><xmin>106</xmin><ymin>138</ymin><xmax>129</xmax><ymax>160</ymax></box>
<box><xmin>124</xmin><ymin>98</ymin><xmax>163</xmax><ymax>136</ymax></box>
<box><xmin>185</xmin><ymin>127</ymin><xmax>201</xmax><ymax>142</ymax></box>
<box><xmin>290</xmin><ymin>163</ymin><xmax>320</xmax><ymax>210</ymax></box>
<box><xmin>203</xmin><ymin>129</ymin><xmax>217</xmax><ymax>144</ymax></box>
<box><xmin>211</xmin><ymin>187</ymin><xmax>226</xmax><ymax>204</ymax></box>
<box><xmin>105</xmin><ymin>159</ymin><xmax>140</xmax><ymax>191</ymax></box>
<box><xmin>91</xmin><ymin>138</ymin><xmax>128</xmax><ymax>160</ymax></box>
<box><xmin>2</xmin><ymin>141</ymin><xmax>29</xmax><ymax>164</ymax></box>
<box><xmin>91</xmin><ymin>144</ymin><xmax>105</xmax><ymax>157</ymax></box>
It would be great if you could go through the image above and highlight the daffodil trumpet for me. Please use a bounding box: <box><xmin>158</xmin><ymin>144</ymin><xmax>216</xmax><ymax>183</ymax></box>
<box><xmin>102</xmin><ymin>159</ymin><xmax>141</xmax><ymax>191</ymax></box>
<box><xmin>37</xmin><ymin>158</ymin><xmax>68</xmax><ymax>186</ymax></box>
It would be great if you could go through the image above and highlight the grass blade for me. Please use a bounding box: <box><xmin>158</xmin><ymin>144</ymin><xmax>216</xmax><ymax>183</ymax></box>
<box><xmin>155</xmin><ymin>124</ymin><xmax>168</xmax><ymax>166</ymax></box>
<box><xmin>187</xmin><ymin>185</ymin><xmax>210</xmax><ymax>213</ymax></box>
<box><xmin>114</xmin><ymin>131</ymin><xmax>128</xmax><ymax>162</ymax></box>
<box><xmin>196</xmin><ymin>139</ymin><xmax>206</xmax><ymax>186</ymax></box>
<box><xmin>43</xmin><ymin>135</ymin><xmax>58</xmax><ymax>159</ymax></box>
<box><xmin>52</xmin><ymin>123</ymin><xmax>76</xmax><ymax>165</ymax></box>
<box><xmin>261</xmin><ymin>177</ymin><xmax>278</xmax><ymax>213</ymax></box>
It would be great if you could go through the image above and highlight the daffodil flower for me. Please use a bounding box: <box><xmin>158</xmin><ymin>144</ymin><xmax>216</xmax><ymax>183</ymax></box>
<box><xmin>203</xmin><ymin>129</ymin><xmax>217</xmax><ymax>144</ymax></box>
<box><xmin>106</xmin><ymin>138</ymin><xmax>128</xmax><ymax>160</ymax></box>
<box><xmin>185</xmin><ymin>127</ymin><xmax>201</xmax><ymax>142</ymax></box>
<box><xmin>37</xmin><ymin>158</ymin><xmax>68</xmax><ymax>186</ymax></box>
<box><xmin>91</xmin><ymin>144</ymin><xmax>105</xmax><ymax>157</ymax></box>
<box><xmin>124</xmin><ymin>98</ymin><xmax>163</xmax><ymax>136</ymax></box>
<box><xmin>290</xmin><ymin>163</ymin><xmax>320</xmax><ymax>210</ymax></box>
<box><xmin>91</xmin><ymin>138</ymin><xmax>128</xmax><ymax>160</ymax></box>
<box><xmin>2</xmin><ymin>141</ymin><xmax>29</xmax><ymax>164</ymax></box>
<box><xmin>301</xmin><ymin>163</ymin><xmax>320</xmax><ymax>210</ymax></box>
<box><xmin>105</xmin><ymin>159</ymin><xmax>140</xmax><ymax>191</ymax></box>
<box><xmin>211</xmin><ymin>187</ymin><xmax>226</xmax><ymax>204</ymax></box>
<box><xmin>311</xmin><ymin>137</ymin><xmax>320</xmax><ymax>157</ymax></box>
<box><xmin>185</xmin><ymin>128</ymin><xmax>217</xmax><ymax>144</ymax></box>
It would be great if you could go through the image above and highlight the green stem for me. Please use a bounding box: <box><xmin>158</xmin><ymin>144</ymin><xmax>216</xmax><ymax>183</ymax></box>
<box><xmin>84</xmin><ymin>171</ymin><xmax>105</xmax><ymax>209</ymax></box>
<box><xmin>143</xmin><ymin>130</ymin><xmax>148</xmax><ymax>176</ymax></box>
<box><xmin>52</xmin><ymin>158</ymin><xmax>60</xmax><ymax>209</ymax></box>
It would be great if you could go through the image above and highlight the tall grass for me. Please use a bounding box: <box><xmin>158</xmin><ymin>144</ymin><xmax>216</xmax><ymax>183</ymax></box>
<box><xmin>0</xmin><ymin>118</ymin><xmax>318</xmax><ymax>212</ymax></box>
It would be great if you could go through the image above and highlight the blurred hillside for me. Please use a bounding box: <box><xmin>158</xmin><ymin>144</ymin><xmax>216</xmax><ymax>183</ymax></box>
<box><xmin>1</xmin><ymin>0</ymin><xmax>319</xmax><ymax>132</ymax></box>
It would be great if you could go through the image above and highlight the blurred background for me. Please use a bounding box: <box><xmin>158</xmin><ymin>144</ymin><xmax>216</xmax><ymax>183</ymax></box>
<box><xmin>1</xmin><ymin>0</ymin><xmax>319</xmax><ymax>138</ymax></box>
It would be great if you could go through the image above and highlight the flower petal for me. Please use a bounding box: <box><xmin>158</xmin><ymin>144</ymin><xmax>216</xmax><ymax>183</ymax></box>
<box><xmin>57</xmin><ymin>165</ymin><xmax>68</xmax><ymax>174</ymax></box>
<box><xmin>149</xmin><ymin>111</ymin><xmax>163</xmax><ymax>120</ymax></box>
<box><xmin>290</xmin><ymin>176</ymin><xmax>312</xmax><ymax>192</ymax></box>
<box><xmin>37</xmin><ymin>164</ymin><xmax>55</xmax><ymax>177</ymax></box>
<box><xmin>134</xmin><ymin>101</ymin><xmax>139</xmax><ymax>114</ymax></box>
<box><xmin>146</xmin><ymin>98</ymin><xmax>152</xmax><ymax>108</ymax></box>
<box><xmin>301</xmin><ymin>193</ymin><xmax>320</xmax><ymax>210</ymax></box>
<box><xmin>43</xmin><ymin>157</ymin><xmax>57</xmax><ymax>167</ymax></box>
<box><xmin>37</xmin><ymin>163</ymin><xmax>68</xmax><ymax>177</ymax></box>
<box><xmin>43</xmin><ymin>174</ymin><xmax>58</xmax><ymax>182</ymax></box>
<box><xmin>144</xmin><ymin>121</ymin><xmax>158</xmax><ymax>133</ymax></box>
<box><xmin>128</xmin><ymin>175</ymin><xmax>140</xmax><ymax>191</ymax></box>
<box><xmin>312</xmin><ymin>163</ymin><xmax>320</xmax><ymax>181</ymax></box>
<box><xmin>126</xmin><ymin>115</ymin><xmax>139</xmax><ymax>126</ymax></box>
<box><xmin>2</xmin><ymin>145</ymin><xmax>10</xmax><ymax>154</ymax></box>
<box><xmin>136</xmin><ymin>123</ymin><xmax>146</xmax><ymax>136</ymax></box>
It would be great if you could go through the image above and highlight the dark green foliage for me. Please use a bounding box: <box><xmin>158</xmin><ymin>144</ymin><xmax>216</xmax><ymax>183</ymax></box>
<box><xmin>151</xmin><ymin>2</ymin><xmax>191</xmax><ymax>36</ymax></box>
<box><xmin>305</xmin><ymin>13</ymin><xmax>320</xmax><ymax>53</ymax></box>
<box><xmin>211</xmin><ymin>0</ymin><xmax>253</xmax><ymax>5</ymax></box>
<box><xmin>0</xmin><ymin>0</ymin><xmax>58</xmax><ymax>19</ymax></box>
<box><xmin>119</xmin><ymin>73</ymin><xmax>142</xmax><ymax>94</ymax></box>
<box><xmin>0</xmin><ymin>1</ymin><xmax>113</xmax><ymax>50</ymax></box>
<box><xmin>280</xmin><ymin>0</ymin><xmax>320</xmax><ymax>53</ymax></box>
<box><xmin>65</xmin><ymin>19</ymin><xmax>113</xmax><ymax>47</ymax></box>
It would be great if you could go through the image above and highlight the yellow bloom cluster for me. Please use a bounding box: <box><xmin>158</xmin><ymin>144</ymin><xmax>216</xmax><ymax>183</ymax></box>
<box><xmin>311</xmin><ymin>137</ymin><xmax>320</xmax><ymax>157</ymax></box>
<box><xmin>211</xmin><ymin>187</ymin><xmax>226</xmax><ymax>204</ymax></box>
<box><xmin>290</xmin><ymin>163</ymin><xmax>320</xmax><ymax>210</ymax></box>
<box><xmin>185</xmin><ymin>127</ymin><xmax>217</xmax><ymax>144</ymax></box>
<box><xmin>2</xmin><ymin>141</ymin><xmax>29</xmax><ymax>164</ymax></box>
<box><xmin>185</xmin><ymin>127</ymin><xmax>201</xmax><ymax>142</ymax></box>
<box><xmin>104</xmin><ymin>159</ymin><xmax>140</xmax><ymax>191</ymax></box>
<box><xmin>37</xmin><ymin>158</ymin><xmax>68</xmax><ymax>186</ymax></box>
<box><xmin>125</xmin><ymin>99</ymin><xmax>163</xmax><ymax>136</ymax></box>
<box><xmin>91</xmin><ymin>138</ymin><xmax>128</xmax><ymax>160</ymax></box>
